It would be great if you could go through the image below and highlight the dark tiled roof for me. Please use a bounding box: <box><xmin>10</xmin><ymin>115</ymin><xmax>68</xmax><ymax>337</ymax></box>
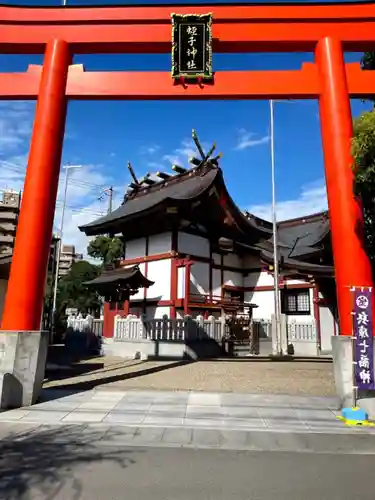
<box><xmin>254</xmin><ymin>211</ymin><xmax>331</xmax><ymax>275</ymax></box>
<box><xmin>84</xmin><ymin>265</ymin><xmax>154</xmax><ymax>288</ymax></box>
<box><xmin>277</xmin><ymin>212</ymin><xmax>330</xmax><ymax>252</ymax></box>
<box><xmin>80</xmin><ymin>165</ymin><xmax>273</xmax><ymax>239</ymax></box>
<box><xmin>80</xmin><ymin>167</ymin><xmax>218</xmax><ymax>235</ymax></box>
<box><xmin>260</xmin><ymin>249</ymin><xmax>333</xmax><ymax>276</ymax></box>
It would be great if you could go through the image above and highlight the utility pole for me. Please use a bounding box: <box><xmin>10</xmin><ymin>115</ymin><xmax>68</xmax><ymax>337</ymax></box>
<box><xmin>51</xmin><ymin>164</ymin><xmax>82</xmax><ymax>331</ymax></box>
<box><xmin>107</xmin><ymin>186</ymin><xmax>113</xmax><ymax>214</ymax></box>
<box><xmin>269</xmin><ymin>100</ymin><xmax>282</xmax><ymax>356</ymax></box>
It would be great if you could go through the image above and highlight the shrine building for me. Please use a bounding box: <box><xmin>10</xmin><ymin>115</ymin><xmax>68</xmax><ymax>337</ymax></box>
<box><xmin>80</xmin><ymin>158</ymin><xmax>337</xmax><ymax>351</ymax></box>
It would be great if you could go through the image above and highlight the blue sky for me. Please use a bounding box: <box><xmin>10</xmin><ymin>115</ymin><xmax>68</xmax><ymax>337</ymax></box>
<box><xmin>0</xmin><ymin>0</ymin><xmax>372</xmax><ymax>253</ymax></box>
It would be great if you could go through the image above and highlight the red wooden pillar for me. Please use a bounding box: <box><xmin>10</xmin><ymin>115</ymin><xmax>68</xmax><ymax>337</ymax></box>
<box><xmin>1</xmin><ymin>39</ymin><xmax>71</xmax><ymax>331</ymax></box>
<box><xmin>316</xmin><ymin>37</ymin><xmax>374</xmax><ymax>336</ymax></box>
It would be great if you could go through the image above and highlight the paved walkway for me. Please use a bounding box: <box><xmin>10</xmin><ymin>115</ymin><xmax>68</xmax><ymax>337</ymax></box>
<box><xmin>44</xmin><ymin>357</ymin><xmax>335</xmax><ymax>396</ymax></box>
<box><xmin>0</xmin><ymin>389</ymin><xmax>368</xmax><ymax>434</ymax></box>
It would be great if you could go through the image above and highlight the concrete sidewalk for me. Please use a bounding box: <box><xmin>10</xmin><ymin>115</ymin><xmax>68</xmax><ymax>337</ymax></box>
<box><xmin>0</xmin><ymin>389</ymin><xmax>368</xmax><ymax>435</ymax></box>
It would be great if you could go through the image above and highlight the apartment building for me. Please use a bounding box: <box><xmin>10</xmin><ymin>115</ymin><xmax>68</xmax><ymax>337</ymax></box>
<box><xmin>0</xmin><ymin>190</ymin><xmax>20</xmax><ymax>255</ymax></box>
<box><xmin>58</xmin><ymin>244</ymin><xmax>83</xmax><ymax>277</ymax></box>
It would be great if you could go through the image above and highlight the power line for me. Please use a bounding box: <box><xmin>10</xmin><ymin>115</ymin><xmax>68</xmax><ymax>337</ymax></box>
<box><xmin>55</xmin><ymin>201</ymin><xmax>105</xmax><ymax>216</ymax></box>
<box><xmin>0</xmin><ymin>162</ymin><xmax>108</xmax><ymax>190</ymax></box>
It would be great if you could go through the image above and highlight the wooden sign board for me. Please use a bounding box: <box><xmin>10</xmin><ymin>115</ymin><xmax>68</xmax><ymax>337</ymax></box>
<box><xmin>171</xmin><ymin>13</ymin><xmax>213</xmax><ymax>80</ymax></box>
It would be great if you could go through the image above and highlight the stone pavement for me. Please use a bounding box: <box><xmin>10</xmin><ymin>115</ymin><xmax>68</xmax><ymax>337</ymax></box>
<box><xmin>44</xmin><ymin>358</ymin><xmax>336</xmax><ymax>396</ymax></box>
<box><xmin>0</xmin><ymin>388</ymin><xmax>370</xmax><ymax>435</ymax></box>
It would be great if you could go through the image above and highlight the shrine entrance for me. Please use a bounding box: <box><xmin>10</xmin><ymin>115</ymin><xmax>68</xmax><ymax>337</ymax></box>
<box><xmin>0</xmin><ymin>2</ymin><xmax>375</xmax><ymax>342</ymax></box>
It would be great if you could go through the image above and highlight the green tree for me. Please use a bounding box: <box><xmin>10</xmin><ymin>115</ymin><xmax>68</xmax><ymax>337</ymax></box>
<box><xmin>87</xmin><ymin>235</ymin><xmax>124</xmax><ymax>264</ymax></box>
<box><xmin>352</xmin><ymin>110</ymin><xmax>375</xmax><ymax>269</ymax></box>
<box><xmin>361</xmin><ymin>52</ymin><xmax>375</xmax><ymax>70</ymax></box>
<box><xmin>56</xmin><ymin>260</ymin><xmax>102</xmax><ymax>316</ymax></box>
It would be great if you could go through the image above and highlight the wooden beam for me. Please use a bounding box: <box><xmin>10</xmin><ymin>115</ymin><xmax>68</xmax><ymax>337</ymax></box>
<box><xmin>0</xmin><ymin>15</ymin><xmax>375</xmax><ymax>53</ymax></box>
<box><xmin>3</xmin><ymin>3</ymin><xmax>375</xmax><ymax>24</ymax></box>
<box><xmin>0</xmin><ymin>62</ymin><xmax>374</xmax><ymax>100</ymax></box>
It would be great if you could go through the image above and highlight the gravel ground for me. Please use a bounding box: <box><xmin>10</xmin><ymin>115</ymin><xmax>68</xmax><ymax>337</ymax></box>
<box><xmin>44</xmin><ymin>357</ymin><xmax>335</xmax><ymax>396</ymax></box>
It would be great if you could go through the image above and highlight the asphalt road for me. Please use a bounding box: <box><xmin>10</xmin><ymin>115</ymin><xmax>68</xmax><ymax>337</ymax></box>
<box><xmin>1</xmin><ymin>439</ymin><xmax>374</xmax><ymax>500</ymax></box>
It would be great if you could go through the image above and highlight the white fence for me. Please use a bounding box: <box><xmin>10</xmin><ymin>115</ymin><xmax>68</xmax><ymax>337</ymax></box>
<box><xmin>114</xmin><ymin>314</ymin><xmax>226</xmax><ymax>342</ymax></box>
<box><xmin>253</xmin><ymin>319</ymin><xmax>272</xmax><ymax>339</ymax></box>
<box><xmin>66</xmin><ymin>314</ymin><xmax>103</xmax><ymax>337</ymax></box>
<box><xmin>287</xmin><ymin>320</ymin><xmax>317</xmax><ymax>342</ymax></box>
<box><xmin>113</xmin><ymin>315</ymin><xmax>316</xmax><ymax>342</ymax></box>
<box><xmin>65</xmin><ymin>313</ymin><xmax>320</xmax><ymax>357</ymax></box>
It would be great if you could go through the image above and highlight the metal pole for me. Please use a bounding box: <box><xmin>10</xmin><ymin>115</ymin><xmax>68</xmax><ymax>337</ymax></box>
<box><xmin>51</xmin><ymin>165</ymin><xmax>81</xmax><ymax>324</ymax></box>
<box><xmin>51</xmin><ymin>167</ymin><xmax>69</xmax><ymax>318</ymax></box>
<box><xmin>270</xmin><ymin>100</ymin><xmax>282</xmax><ymax>355</ymax></box>
<box><xmin>62</xmin><ymin>0</ymin><xmax>67</xmax><ymax>6</ymax></box>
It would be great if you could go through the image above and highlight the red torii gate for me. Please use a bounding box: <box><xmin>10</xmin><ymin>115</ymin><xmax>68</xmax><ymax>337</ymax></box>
<box><xmin>1</xmin><ymin>1</ymin><xmax>375</xmax><ymax>338</ymax></box>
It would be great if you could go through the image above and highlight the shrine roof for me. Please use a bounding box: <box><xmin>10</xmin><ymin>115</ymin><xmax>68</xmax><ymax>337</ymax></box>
<box><xmin>277</xmin><ymin>211</ymin><xmax>330</xmax><ymax>250</ymax></box>
<box><xmin>260</xmin><ymin>248</ymin><xmax>333</xmax><ymax>277</ymax></box>
<box><xmin>79</xmin><ymin>164</ymin><xmax>272</xmax><ymax>239</ymax></box>
<box><xmin>80</xmin><ymin>166</ymin><xmax>217</xmax><ymax>235</ymax></box>
<box><xmin>84</xmin><ymin>264</ymin><xmax>154</xmax><ymax>288</ymax></box>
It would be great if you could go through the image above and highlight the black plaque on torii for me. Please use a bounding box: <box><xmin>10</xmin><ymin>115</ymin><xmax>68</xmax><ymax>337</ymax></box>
<box><xmin>171</xmin><ymin>13</ymin><xmax>213</xmax><ymax>80</ymax></box>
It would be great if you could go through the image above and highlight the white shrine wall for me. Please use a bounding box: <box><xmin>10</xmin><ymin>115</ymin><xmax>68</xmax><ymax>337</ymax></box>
<box><xmin>123</xmin><ymin>232</ymin><xmax>173</xmax><ymax>307</ymax></box>
<box><xmin>124</xmin><ymin>237</ymin><xmax>147</xmax><ymax>260</ymax></box>
<box><xmin>147</xmin><ymin>260</ymin><xmax>171</xmax><ymax>301</ymax></box>
<box><xmin>128</xmin><ymin>262</ymin><xmax>146</xmax><ymax>301</ymax></box>
<box><xmin>121</xmin><ymin>231</ymin><xmax>325</xmax><ymax>327</ymax></box>
<box><xmin>244</xmin><ymin>270</ymin><xmax>316</xmax><ymax>323</ymax></box>
<box><xmin>124</xmin><ymin>232</ymin><xmax>172</xmax><ymax>259</ymax></box>
<box><xmin>212</xmin><ymin>268</ymin><xmax>221</xmax><ymax>297</ymax></box>
<box><xmin>177</xmin><ymin>232</ymin><xmax>211</xmax><ymax>299</ymax></box>
<box><xmin>190</xmin><ymin>262</ymin><xmax>210</xmax><ymax>296</ymax></box>
<box><xmin>177</xmin><ymin>232</ymin><xmax>210</xmax><ymax>257</ymax></box>
<box><xmin>222</xmin><ymin>270</ymin><xmax>243</xmax><ymax>288</ymax></box>
<box><xmin>149</xmin><ymin>232</ymin><xmax>173</xmax><ymax>254</ymax></box>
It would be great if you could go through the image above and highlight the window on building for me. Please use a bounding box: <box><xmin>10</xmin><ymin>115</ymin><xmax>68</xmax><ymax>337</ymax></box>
<box><xmin>281</xmin><ymin>289</ymin><xmax>310</xmax><ymax>315</ymax></box>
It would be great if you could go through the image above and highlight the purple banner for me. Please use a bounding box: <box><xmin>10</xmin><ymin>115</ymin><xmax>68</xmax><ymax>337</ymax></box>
<box><xmin>354</xmin><ymin>288</ymin><xmax>375</xmax><ymax>390</ymax></box>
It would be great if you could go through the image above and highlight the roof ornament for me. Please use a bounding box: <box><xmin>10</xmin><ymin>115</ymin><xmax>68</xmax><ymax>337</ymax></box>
<box><xmin>139</xmin><ymin>173</ymin><xmax>156</xmax><ymax>186</ymax></box>
<box><xmin>127</xmin><ymin>161</ymin><xmax>140</xmax><ymax>189</ymax></box>
<box><xmin>156</xmin><ymin>171</ymin><xmax>172</xmax><ymax>180</ymax></box>
<box><xmin>189</xmin><ymin>129</ymin><xmax>222</xmax><ymax>172</ymax></box>
<box><xmin>121</xmin><ymin>161</ymin><xmax>141</xmax><ymax>204</ymax></box>
<box><xmin>172</xmin><ymin>164</ymin><xmax>187</xmax><ymax>174</ymax></box>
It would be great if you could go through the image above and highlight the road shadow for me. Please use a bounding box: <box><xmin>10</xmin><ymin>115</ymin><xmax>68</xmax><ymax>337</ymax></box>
<box><xmin>0</xmin><ymin>425</ymin><xmax>140</xmax><ymax>500</ymax></box>
<box><xmin>209</xmin><ymin>357</ymin><xmax>333</xmax><ymax>363</ymax></box>
<box><xmin>45</xmin><ymin>344</ymin><xmax>105</xmax><ymax>383</ymax></box>
<box><xmin>43</xmin><ymin>359</ymin><xmax>192</xmax><ymax>394</ymax></box>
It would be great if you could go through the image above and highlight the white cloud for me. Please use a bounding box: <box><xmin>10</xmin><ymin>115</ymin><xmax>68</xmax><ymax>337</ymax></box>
<box><xmin>0</xmin><ymin>101</ymin><xmax>124</xmax><ymax>257</ymax></box>
<box><xmin>247</xmin><ymin>179</ymin><xmax>328</xmax><ymax>222</ymax></box>
<box><xmin>235</xmin><ymin>128</ymin><xmax>270</xmax><ymax>150</ymax></box>
<box><xmin>162</xmin><ymin>137</ymin><xmax>213</xmax><ymax>169</ymax></box>
<box><xmin>163</xmin><ymin>138</ymin><xmax>197</xmax><ymax>166</ymax></box>
<box><xmin>0</xmin><ymin>101</ymin><xmax>35</xmax><ymax>154</ymax></box>
<box><xmin>141</xmin><ymin>144</ymin><xmax>160</xmax><ymax>155</ymax></box>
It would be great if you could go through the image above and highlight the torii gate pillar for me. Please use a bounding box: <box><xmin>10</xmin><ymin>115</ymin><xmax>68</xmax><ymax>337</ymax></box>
<box><xmin>0</xmin><ymin>39</ymin><xmax>70</xmax><ymax>409</ymax></box>
<box><xmin>316</xmin><ymin>37</ymin><xmax>373</xmax><ymax>337</ymax></box>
